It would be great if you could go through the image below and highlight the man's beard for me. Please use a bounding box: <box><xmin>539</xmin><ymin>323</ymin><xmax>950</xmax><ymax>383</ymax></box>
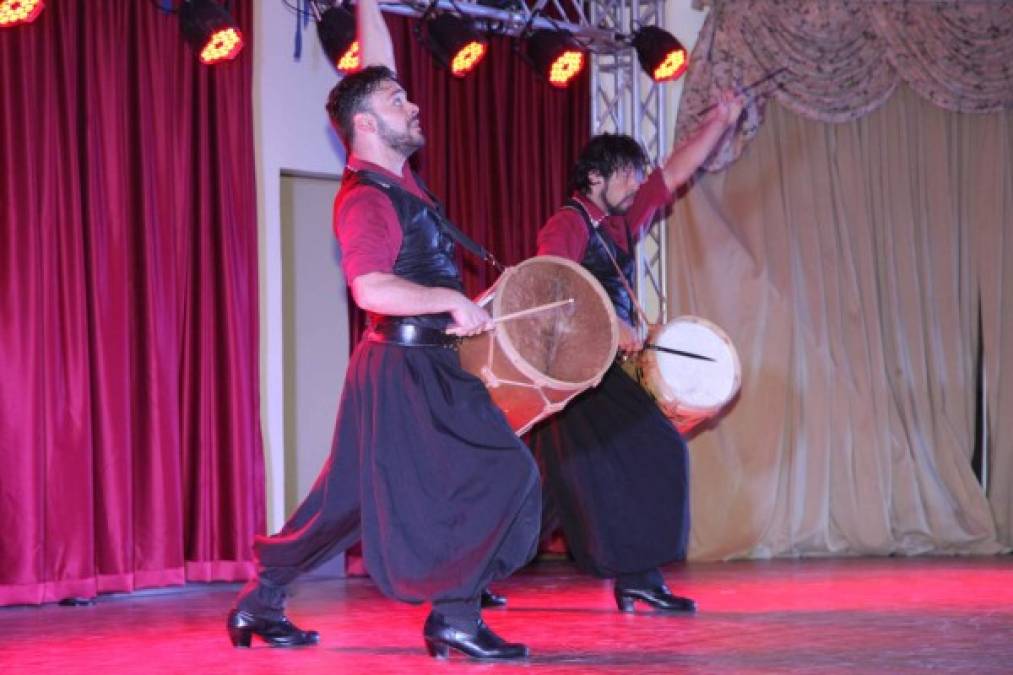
<box><xmin>601</xmin><ymin>178</ymin><xmax>634</xmax><ymax>215</ymax></box>
<box><xmin>604</xmin><ymin>193</ymin><xmax>633</xmax><ymax>215</ymax></box>
<box><xmin>376</xmin><ymin>115</ymin><xmax>425</xmax><ymax>156</ymax></box>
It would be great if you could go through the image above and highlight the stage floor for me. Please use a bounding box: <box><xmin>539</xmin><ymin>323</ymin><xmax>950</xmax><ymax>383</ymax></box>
<box><xmin>1</xmin><ymin>557</ymin><xmax>1011</xmax><ymax>673</ymax></box>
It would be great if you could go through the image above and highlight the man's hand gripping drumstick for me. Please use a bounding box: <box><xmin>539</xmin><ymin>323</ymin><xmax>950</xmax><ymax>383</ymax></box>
<box><xmin>446</xmin><ymin>298</ymin><xmax>575</xmax><ymax>336</ymax></box>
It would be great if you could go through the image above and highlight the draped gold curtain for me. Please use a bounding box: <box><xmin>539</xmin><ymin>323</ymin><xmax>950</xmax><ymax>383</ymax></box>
<box><xmin>670</xmin><ymin>86</ymin><xmax>1012</xmax><ymax>559</ymax></box>
<box><xmin>676</xmin><ymin>1</ymin><xmax>1013</xmax><ymax>170</ymax></box>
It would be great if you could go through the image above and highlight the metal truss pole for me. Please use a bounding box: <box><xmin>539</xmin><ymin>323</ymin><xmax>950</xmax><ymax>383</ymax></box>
<box><xmin>360</xmin><ymin>1</ymin><xmax>621</xmax><ymax>48</ymax></box>
<box><xmin>588</xmin><ymin>0</ymin><xmax>668</xmax><ymax>325</ymax></box>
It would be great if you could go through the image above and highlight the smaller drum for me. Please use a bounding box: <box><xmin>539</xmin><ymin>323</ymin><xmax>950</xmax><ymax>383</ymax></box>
<box><xmin>637</xmin><ymin>315</ymin><xmax>741</xmax><ymax>431</ymax></box>
<box><xmin>459</xmin><ymin>256</ymin><xmax>618</xmax><ymax>435</ymax></box>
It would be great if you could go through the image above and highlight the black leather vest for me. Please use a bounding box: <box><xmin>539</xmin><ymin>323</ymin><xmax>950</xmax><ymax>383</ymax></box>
<box><xmin>341</xmin><ymin>167</ymin><xmax>464</xmax><ymax>330</ymax></box>
<box><xmin>566</xmin><ymin>198</ymin><xmax>637</xmax><ymax>327</ymax></box>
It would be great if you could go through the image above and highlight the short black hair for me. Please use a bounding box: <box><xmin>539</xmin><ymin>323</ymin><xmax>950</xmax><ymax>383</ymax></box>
<box><xmin>568</xmin><ymin>133</ymin><xmax>649</xmax><ymax>194</ymax></box>
<box><xmin>325</xmin><ymin>65</ymin><xmax>399</xmax><ymax>143</ymax></box>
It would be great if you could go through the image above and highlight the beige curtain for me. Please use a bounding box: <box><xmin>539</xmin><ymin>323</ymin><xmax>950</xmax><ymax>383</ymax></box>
<box><xmin>670</xmin><ymin>86</ymin><xmax>1013</xmax><ymax>560</ymax></box>
<box><xmin>675</xmin><ymin>1</ymin><xmax>1013</xmax><ymax>170</ymax></box>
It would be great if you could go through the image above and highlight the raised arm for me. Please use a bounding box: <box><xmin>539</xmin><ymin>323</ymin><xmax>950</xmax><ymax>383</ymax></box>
<box><xmin>660</xmin><ymin>90</ymin><xmax>744</xmax><ymax>191</ymax></box>
<box><xmin>356</xmin><ymin>0</ymin><xmax>397</xmax><ymax>72</ymax></box>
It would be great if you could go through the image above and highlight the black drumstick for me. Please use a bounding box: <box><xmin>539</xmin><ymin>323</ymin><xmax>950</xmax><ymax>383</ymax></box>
<box><xmin>644</xmin><ymin>343</ymin><xmax>716</xmax><ymax>362</ymax></box>
<box><xmin>695</xmin><ymin>67</ymin><xmax>789</xmax><ymax>116</ymax></box>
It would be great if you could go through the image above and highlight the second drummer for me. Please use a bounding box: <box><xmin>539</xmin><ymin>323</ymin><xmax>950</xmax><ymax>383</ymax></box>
<box><xmin>526</xmin><ymin>92</ymin><xmax>743</xmax><ymax>613</ymax></box>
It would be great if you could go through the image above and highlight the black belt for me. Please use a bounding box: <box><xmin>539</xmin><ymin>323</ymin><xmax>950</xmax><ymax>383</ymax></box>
<box><xmin>366</xmin><ymin>321</ymin><xmax>461</xmax><ymax>349</ymax></box>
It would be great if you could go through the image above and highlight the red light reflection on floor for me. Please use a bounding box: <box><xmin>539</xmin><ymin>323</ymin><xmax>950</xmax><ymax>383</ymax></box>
<box><xmin>1</xmin><ymin>557</ymin><xmax>1010</xmax><ymax>673</ymax></box>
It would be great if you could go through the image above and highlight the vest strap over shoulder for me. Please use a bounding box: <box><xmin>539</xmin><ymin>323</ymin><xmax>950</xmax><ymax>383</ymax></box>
<box><xmin>350</xmin><ymin>167</ymin><xmax>503</xmax><ymax>273</ymax></box>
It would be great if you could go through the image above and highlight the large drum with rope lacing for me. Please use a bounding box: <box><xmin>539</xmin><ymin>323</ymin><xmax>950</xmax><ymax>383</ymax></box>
<box><xmin>459</xmin><ymin>256</ymin><xmax>618</xmax><ymax>435</ymax></box>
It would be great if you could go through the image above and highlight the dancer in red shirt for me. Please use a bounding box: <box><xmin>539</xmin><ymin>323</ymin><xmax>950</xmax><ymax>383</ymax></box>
<box><xmin>227</xmin><ymin>0</ymin><xmax>538</xmax><ymax>660</ymax></box>
<box><xmin>531</xmin><ymin>100</ymin><xmax>742</xmax><ymax>613</ymax></box>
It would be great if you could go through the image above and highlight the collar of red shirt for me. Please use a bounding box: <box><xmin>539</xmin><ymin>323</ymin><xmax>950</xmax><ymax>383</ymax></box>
<box><xmin>571</xmin><ymin>192</ymin><xmax>608</xmax><ymax>226</ymax></box>
<box><xmin>347</xmin><ymin>155</ymin><xmax>416</xmax><ymax>188</ymax></box>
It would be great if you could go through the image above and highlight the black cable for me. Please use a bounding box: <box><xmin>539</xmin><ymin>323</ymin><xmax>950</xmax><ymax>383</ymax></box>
<box><xmin>280</xmin><ymin>0</ymin><xmax>319</xmax><ymax>19</ymax></box>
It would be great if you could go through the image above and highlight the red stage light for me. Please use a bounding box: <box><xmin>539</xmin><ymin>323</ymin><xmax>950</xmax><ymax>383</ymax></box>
<box><xmin>0</xmin><ymin>0</ymin><xmax>44</xmax><ymax>27</ymax></box>
<box><xmin>632</xmin><ymin>26</ymin><xmax>689</xmax><ymax>83</ymax></box>
<box><xmin>180</xmin><ymin>0</ymin><xmax>244</xmax><ymax>65</ymax></box>
<box><xmin>338</xmin><ymin>40</ymin><xmax>361</xmax><ymax>73</ymax></box>
<box><xmin>450</xmin><ymin>41</ymin><xmax>486</xmax><ymax>77</ymax></box>
<box><xmin>653</xmin><ymin>49</ymin><xmax>687</xmax><ymax>82</ymax></box>
<box><xmin>549</xmin><ymin>50</ymin><xmax>584</xmax><ymax>88</ymax></box>
<box><xmin>317</xmin><ymin>6</ymin><xmax>359</xmax><ymax>74</ymax></box>
<box><xmin>425</xmin><ymin>13</ymin><xmax>487</xmax><ymax>78</ymax></box>
<box><xmin>527</xmin><ymin>30</ymin><xmax>585</xmax><ymax>89</ymax></box>
<box><xmin>199</xmin><ymin>27</ymin><xmax>244</xmax><ymax>65</ymax></box>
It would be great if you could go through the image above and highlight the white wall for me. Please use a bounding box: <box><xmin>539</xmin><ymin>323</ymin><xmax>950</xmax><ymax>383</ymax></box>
<box><xmin>254</xmin><ymin>2</ymin><xmax>346</xmax><ymax>531</ymax></box>
<box><xmin>664</xmin><ymin>1</ymin><xmax>710</xmax><ymax>123</ymax></box>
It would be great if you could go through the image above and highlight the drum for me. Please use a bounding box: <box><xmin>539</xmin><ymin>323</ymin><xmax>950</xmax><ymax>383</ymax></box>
<box><xmin>459</xmin><ymin>255</ymin><xmax>618</xmax><ymax>435</ymax></box>
<box><xmin>635</xmin><ymin>315</ymin><xmax>741</xmax><ymax>431</ymax></box>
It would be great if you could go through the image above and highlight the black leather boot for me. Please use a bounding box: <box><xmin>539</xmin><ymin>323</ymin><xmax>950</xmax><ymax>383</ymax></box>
<box><xmin>614</xmin><ymin>584</ymin><xmax>697</xmax><ymax>613</ymax></box>
<box><xmin>226</xmin><ymin>609</ymin><xmax>320</xmax><ymax>647</ymax></box>
<box><xmin>422</xmin><ymin>612</ymin><xmax>528</xmax><ymax>660</ymax></box>
<box><xmin>480</xmin><ymin>588</ymin><xmax>507</xmax><ymax>608</ymax></box>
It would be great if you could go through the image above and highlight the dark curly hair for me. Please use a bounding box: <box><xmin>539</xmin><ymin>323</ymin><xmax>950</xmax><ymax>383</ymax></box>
<box><xmin>325</xmin><ymin>65</ymin><xmax>400</xmax><ymax>144</ymax></box>
<box><xmin>568</xmin><ymin>133</ymin><xmax>649</xmax><ymax>194</ymax></box>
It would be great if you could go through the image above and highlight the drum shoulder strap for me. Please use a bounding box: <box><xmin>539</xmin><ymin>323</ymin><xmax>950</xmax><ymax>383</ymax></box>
<box><xmin>563</xmin><ymin>198</ymin><xmax>635</xmax><ymax>255</ymax></box>
<box><xmin>563</xmin><ymin>199</ymin><xmax>648</xmax><ymax>329</ymax></box>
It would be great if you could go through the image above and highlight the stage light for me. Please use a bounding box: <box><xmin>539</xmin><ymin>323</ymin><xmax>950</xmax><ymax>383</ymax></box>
<box><xmin>424</xmin><ymin>13</ymin><xmax>487</xmax><ymax>78</ymax></box>
<box><xmin>0</xmin><ymin>0</ymin><xmax>44</xmax><ymax>27</ymax></box>
<box><xmin>632</xmin><ymin>26</ymin><xmax>688</xmax><ymax>82</ymax></box>
<box><xmin>526</xmin><ymin>30</ymin><xmax>585</xmax><ymax>89</ymax></box>
<box><xmin>179</xmin><ymin>0</ymin><xmax>244</xmax><ymax>65</ymax></box>
<box><xmin>317</xmin><ymin>5</ymin><xmax>361</xmax><ymax>74</ymax></box>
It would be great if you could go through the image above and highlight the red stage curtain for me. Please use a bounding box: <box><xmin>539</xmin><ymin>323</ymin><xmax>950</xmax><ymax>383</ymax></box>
<box><xmin>0</xmin><ymin>2</ymin><xmax>264</xmax><ymax>606</ymax></box>
<box><xmin>347</xmin><ymin>17</ymin><xmax>590</xmax><ymax>344</ymax></box>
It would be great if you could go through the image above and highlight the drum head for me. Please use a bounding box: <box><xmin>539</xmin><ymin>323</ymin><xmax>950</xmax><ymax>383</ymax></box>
<box><xmin>494</xmin><ymin>256</ymin><xmax>617</xmax><ymax>388</ymax></box>
<box><xmin>652</xmin><ymin>316</ymin><xmax>740</xmax><ymax>413</ymax></box>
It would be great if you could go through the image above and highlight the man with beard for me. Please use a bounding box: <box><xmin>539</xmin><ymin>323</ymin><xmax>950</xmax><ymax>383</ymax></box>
<box><xmin>530</xmin><ymin>98</ymin><xmax>742</xmax><ymax>614</ymax></box>
<box><xmin>226</xmin><ymin>0</ymin><xmax>539</xmax><ymax>660</ymax></box>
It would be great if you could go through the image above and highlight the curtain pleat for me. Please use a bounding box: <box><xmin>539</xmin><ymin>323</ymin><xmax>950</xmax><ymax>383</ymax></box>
<box><xmin>668</xmin><ymin>86</ymin><xmax>1012</xmax><ymax>559</ymax></box>
<box><xmin>675</xmin><ymin>0</ymin><xmax>1013</xmax><ymax>170</ymax></box>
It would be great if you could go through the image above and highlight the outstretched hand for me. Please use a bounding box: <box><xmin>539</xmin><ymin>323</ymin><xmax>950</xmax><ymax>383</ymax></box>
<box><xmin>700</xmin><ymin>88</ymin><xmax>746</xmax><ymax>129</ymax></box>
<box><xmin>660</xmin><ymin>87</ymin><xmax>746</xmax><ymax>190</ymax></box>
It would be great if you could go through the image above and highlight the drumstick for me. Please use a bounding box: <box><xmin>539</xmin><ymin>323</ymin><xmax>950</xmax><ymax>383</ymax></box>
<box><xmin>493</xmin><ymin>298</ymin><xmax>575</xmax><ymax>325</ymax></box>
<box><xmin>644</xmin><ymin>343</ymin><xmax>716</xmax><ymax>362</ymax></box>
<box><xmin>445</xmin><ymin>298</ymin><xmax>574</xmax><ymax>336</ymax></box>
<box><xmin>694</xmin><ymin>67</ymin><xmax>788</xmax><ymax>117</ymax></box>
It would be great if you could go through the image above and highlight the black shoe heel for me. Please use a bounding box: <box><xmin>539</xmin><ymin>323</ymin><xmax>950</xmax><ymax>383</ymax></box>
<box><xmin>422</xmin><ymin>613</ymin><xmax>528</xmax><ymax>660</ymax></box>
<box><xmin>480</xmin><ymin>588</ymin><xmax>507</xmax><ymax>608</ymax></box>
<box><xmin>226</xmin><ymin>609</ymin><xmax>319</xmax><ymax>648</ymax></box>
<box><xmin>613</xmin><ymin>586</ymin><xmax>697</xmax><ymax>614</ymax></box>
<box><xmin>425</xmin><ymin>638</ymin><xmax>451</xmax><ymax>659</ymax></box>
<box><xmin>228</xmin><ymin>626</ymin><xmax>253</xmax><ymax>648</ymax></box>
